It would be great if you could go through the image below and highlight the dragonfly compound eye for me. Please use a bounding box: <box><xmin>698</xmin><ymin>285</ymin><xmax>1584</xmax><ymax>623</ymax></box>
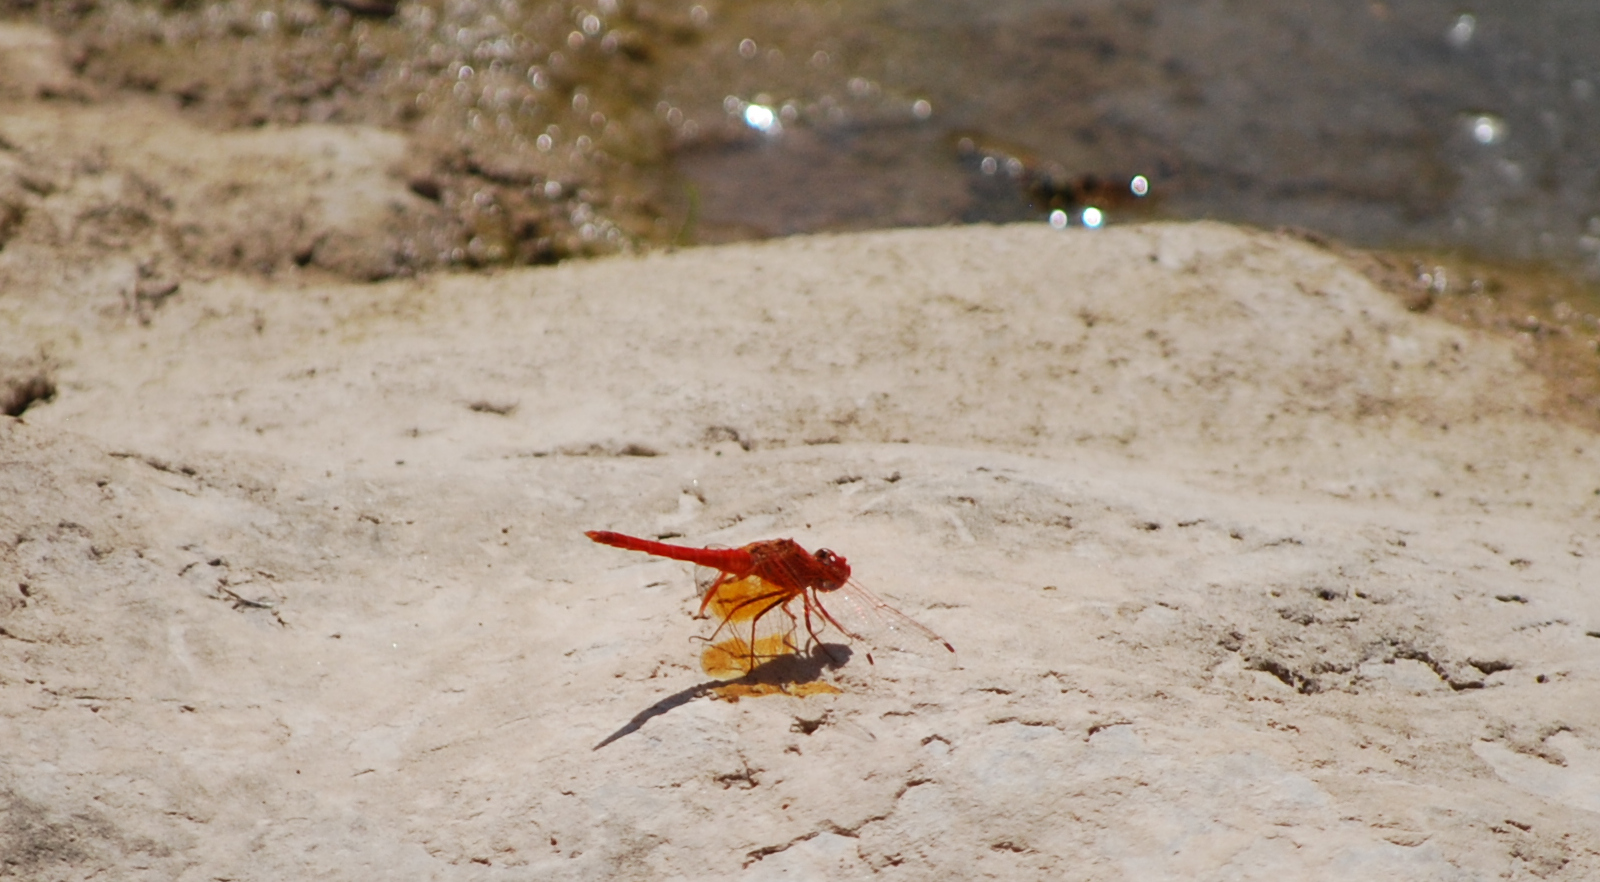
<box><xmin>813</xmin><ymin>548</ymin><xmax>851</xmax><ymax>590</ymax></box>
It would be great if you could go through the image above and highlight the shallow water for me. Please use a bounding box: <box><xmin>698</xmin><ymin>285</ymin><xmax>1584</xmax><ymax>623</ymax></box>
<box><xmin>675</xmin><ymin>0</ymin><xmax>1600</xmax><ymax>276</ymax></box>
<box><xmin>16</xmin><ymin>0</ymin><xmax>1600</xmax><ymax>278</ymax></box>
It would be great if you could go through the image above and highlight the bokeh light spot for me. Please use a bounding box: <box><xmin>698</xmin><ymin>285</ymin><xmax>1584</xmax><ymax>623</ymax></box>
<box><xmin>743</xmin><ymin>103</ymin><xmax>778</xmax><ymax>132</ymax></box>
<box><xmin>1471</xmin><ymin>114</ymin><xmax>1505</xmax><ymax>145</ymax></box>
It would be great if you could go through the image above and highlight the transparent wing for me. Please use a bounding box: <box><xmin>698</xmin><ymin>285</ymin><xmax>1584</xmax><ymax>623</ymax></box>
<box><xmin>809</xmin><ymin>578</ymin><xmax>954</xmax><ymax>656</ymax></box>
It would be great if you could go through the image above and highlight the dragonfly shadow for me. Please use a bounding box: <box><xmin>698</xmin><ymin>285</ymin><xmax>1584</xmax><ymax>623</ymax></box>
<box><xmin>739</xmin><ymin>640</ymin><xmax>854</xmax><ymax>685</ymax></box>
<box><xmin>592</xmin><ymin>643</ymin><xmax>853</xmax><ymax>751</ymax></box>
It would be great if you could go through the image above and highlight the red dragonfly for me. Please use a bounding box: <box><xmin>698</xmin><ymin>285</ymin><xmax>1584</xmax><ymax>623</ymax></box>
<box><xmin>586</xmin><ymin>530</ymin><xmax>954</xmax><ymax>679</ymax></box>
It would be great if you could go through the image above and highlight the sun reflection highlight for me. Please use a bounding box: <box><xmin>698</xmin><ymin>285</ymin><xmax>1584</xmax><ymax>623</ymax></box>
<box><xmin>1081</xmin><ymin>207</ymin><xmax>1104</xmax><ymax>228</ymax></box>
<box><xmin>1447</xmin><ymin>14</ymin><xmax>1476</xmax><ymax>49</ymax></box>
<box><xmin>1470</xmin><ymin>114</ymin><xmax>1505</xmax><ymax>145</ymax></box>
<box><xmin>742</xmin><ymin>103</ymin><xmax>779</xmax><ymax>133</ymax></box>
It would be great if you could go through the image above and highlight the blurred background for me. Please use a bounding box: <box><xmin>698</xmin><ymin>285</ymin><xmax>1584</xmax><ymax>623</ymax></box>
<box><xmin>6</xmin><ymin>0</ymin><xmax>1596</xmax><ymax>274</ymax></box>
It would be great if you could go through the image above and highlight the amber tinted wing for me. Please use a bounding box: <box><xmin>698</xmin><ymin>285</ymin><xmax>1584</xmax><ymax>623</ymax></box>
<box><xmin>809</xmin><ymin>579</ymin><xmax>954</xmax><ymax>655</ymax></box>
<box><xmin>697</xmin><ymin>573</ymin><xmax>806</xmax><ymax>680</ymax></box>
<box><xmin>700</xmin><ymin>631</ymin><xmax>801</xmax><ymax>681</ymax></box>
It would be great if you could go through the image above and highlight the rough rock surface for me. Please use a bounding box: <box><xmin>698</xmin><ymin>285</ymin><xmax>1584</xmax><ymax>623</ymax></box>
<box><xmin>4</xmin><ymin>211</ymin><xmax>1598</xmax><ymax>879</ymax></box>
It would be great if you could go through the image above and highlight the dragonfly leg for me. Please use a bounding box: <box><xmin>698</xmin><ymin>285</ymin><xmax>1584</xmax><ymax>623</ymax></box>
<box><xmin>808</xmin><ymin>592</ymin><xmax>862</xmax><ymax>644</ymax></box>
<box><xmin>802</xmin><ymin>592</ymin><xmax>846</xmax><ymax>666</ymax></box>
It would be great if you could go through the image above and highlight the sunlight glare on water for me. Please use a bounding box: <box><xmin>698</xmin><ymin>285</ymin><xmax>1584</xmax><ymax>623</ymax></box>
<box><xmin>742</xmin><ymin>103</ymin><xmax>779</xmax><ymax>134</ymax></box>
<box><xmin>1446</xmin><ymin>14</ymin><xmax>1476</xmax><ymax>49</ymax></box>
<box><xmin>1470</xmin><ymin>115</ymin><xmax>1506</xmax><ymax>146</ymax></box>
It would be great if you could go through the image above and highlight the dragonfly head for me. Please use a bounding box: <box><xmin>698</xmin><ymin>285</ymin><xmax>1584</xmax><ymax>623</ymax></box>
<box><xmin>812</xmin><ymin>548</ymin><xmax>851</xmax><ymax>591</ymax></box>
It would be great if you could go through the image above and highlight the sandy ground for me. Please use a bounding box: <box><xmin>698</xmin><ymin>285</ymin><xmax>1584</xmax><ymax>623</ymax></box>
<box><xmin>3</xmin><ymin>26</ymin><xmax>1600</xmax><ymax>881</ymax></box>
